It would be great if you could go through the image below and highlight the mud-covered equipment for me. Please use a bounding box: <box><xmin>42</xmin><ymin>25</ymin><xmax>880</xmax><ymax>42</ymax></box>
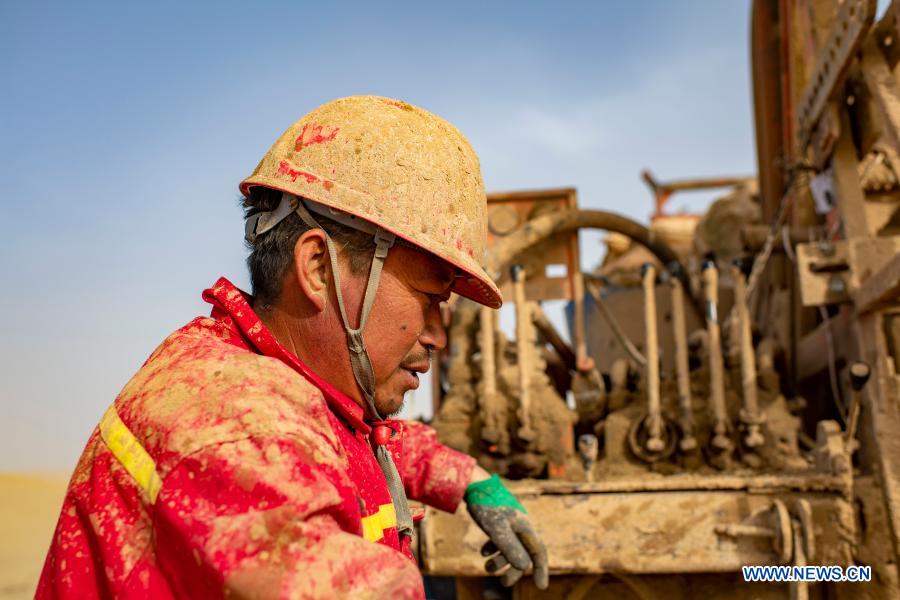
<box><xmin>240</xmin><ymin>95</ymin><xmax>502</xmax><ymax>309</ymax></box>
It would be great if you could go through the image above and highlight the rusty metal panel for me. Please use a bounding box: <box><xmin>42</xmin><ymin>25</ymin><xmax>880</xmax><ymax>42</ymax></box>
<box><xmin>486</xmin><ymin>188</ymin><xmax>580</xmax><ymax>302</ymax></box>
<box><xmin>419</xmin><ymin>487</ymin><xmax>853</xmax><ymax>576</ymax></box>
<box><xmin>750</xmin><ymin>0</ymin><xmax>786</xmax><ymax>223</ymax></box>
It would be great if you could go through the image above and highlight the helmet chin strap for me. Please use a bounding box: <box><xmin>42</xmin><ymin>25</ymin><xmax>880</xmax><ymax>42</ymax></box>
<box><xmin>275</xmin><ymin>192</ymin><xmax>414</xmax><ymax>539</ymax></box>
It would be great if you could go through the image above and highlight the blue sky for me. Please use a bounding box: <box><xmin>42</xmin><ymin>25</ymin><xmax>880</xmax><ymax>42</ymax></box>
<box><xmin>1</xmin><ymin>1</ymin><xmax>758</xmax><ymax>471</ymax></box>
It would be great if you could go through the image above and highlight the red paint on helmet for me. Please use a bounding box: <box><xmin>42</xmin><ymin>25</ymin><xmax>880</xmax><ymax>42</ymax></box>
<box><xmin>277</xmin><ymin>160</ymin><xmax>318</xmax><ymax>184</ymax></box>
<box><xmin>294</xmin><ymin>123</ymin><xmax>340</xmax><ymax>151</ymax></box>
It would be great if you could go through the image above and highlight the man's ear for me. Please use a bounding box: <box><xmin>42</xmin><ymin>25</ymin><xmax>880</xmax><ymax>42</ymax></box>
<box><xmin>293</xmin><ymin>229</ymin><xmax>330</xmax><ymax>312</ymax></box>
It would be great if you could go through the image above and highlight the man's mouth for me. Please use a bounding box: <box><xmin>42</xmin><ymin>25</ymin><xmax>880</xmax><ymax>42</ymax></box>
<box><xmin>400</xmin><ymin>359</ymin><xmax>430</xmax><ymax>388</ymax></box>
<box><xmin>401</xmin><ymin>367</ymin><xmax>421</xmax><ymax>389</ymax></box>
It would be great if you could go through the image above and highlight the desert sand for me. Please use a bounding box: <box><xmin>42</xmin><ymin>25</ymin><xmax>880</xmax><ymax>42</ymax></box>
<box><xmin>0</xmin><ymin>473</ymin><xmax>68</xmax><ymax>599</ymax></box>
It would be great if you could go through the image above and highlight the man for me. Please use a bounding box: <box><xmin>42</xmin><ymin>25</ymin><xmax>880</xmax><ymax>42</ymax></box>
<box><xmin>38</xmin><ymin>96</ymin><xmax>548</xmax><ymax>598</ymax></box>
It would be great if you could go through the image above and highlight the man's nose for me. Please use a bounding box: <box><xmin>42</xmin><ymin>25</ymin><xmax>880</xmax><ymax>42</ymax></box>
<box><xmin>419</xmin><ymin>300</ymin><xmax>448</xmax><ymax>352</ymax></box>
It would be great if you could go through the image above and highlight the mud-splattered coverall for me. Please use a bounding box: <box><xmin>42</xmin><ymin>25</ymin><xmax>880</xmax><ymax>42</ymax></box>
<box><xmin>37</xmin><ymin>277</ymin><xmax>476</xmax><ymax>599</ymax></box>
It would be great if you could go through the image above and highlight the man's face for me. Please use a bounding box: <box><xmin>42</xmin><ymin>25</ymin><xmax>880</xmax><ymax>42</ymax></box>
<box><xmin>341</xmin><ymin>244</ymin><xmax>451</xmax><ymax>417</ymax></box>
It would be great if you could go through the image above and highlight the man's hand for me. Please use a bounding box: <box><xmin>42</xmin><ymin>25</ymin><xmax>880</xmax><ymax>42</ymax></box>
<box><xmin>464</xmin><ymin>472</ymin><xmax>549</xmax><ymax>589</ymax></box>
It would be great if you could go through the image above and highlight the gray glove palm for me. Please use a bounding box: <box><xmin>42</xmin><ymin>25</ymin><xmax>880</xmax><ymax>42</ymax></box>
<box><xmin>465</xmin><ymin>475</ymin><xmax>549</xmax><ymax>589</ymax></box>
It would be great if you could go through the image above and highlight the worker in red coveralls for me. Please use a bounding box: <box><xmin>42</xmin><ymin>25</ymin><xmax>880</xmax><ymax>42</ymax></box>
<box><xmin>38</xmin><ymin>96</ymin><xmax>548</xmax><ymax>598</ymax></box>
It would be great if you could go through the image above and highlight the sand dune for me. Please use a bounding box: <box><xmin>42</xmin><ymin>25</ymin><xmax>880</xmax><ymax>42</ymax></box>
<box><xmin>0</xmin><ymin>474</ymin><xmax>68</xmax><ymax>599</ymax></box>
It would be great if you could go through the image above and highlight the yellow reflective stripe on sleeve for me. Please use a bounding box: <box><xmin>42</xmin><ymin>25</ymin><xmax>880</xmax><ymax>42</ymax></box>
<box><xmin>99</xmin><ymin>405</ymin><xmax>162</xmax><ymax>504</ymax></box>
<box><xmin>361</xmin><ymin>503</ymin><xmax>397</xmax><ymax>542</ymax></box>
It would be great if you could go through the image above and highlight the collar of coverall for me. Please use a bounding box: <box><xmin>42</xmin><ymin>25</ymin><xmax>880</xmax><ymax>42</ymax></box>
<box><xmin>245</xmin><ymin>192</ymin><xmax>394</xmax><ymax>422</ymax></box>
<box><xmin>202</xmin><ymin>277</ymin><xmax>373</xmax><ymax>435</ymax></box>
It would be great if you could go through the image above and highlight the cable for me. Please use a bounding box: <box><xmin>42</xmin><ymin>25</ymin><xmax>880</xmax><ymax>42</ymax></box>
<box><xmin>781</xmin><ymin>224</ymin><xmax>798</xmax><ymax>263</ymax></box>
<box><xmin>583</xmin><ymin>276</ymin><xmax>647</xmax><ymax>367</ymax></box>
<box><xmin>818</xmin><ymin>306</ymin><xmax>846</xmax><ymax>422</ymax></box>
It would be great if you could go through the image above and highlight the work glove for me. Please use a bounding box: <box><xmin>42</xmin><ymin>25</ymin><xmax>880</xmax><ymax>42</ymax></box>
<box><xmin>464</xmin><ymin>474</ymin><xmax>549</xmax><ymax>589</ymax></box>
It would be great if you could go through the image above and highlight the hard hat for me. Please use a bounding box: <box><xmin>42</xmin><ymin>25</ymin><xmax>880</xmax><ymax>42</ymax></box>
<box><xmin>240</xmin><ymin>95</ymin><xmax>502</xmax><ymax>309</ymax></box>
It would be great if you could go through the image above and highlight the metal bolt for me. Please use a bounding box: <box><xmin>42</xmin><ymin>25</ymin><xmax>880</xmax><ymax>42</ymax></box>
<box><xmin>745</xmin><ymin>426</ymin><xmax>765</xmax><ymax>449</ymax></box>
<box><xmin>679</xmin><ymin>436</ymin><xmax>698</xmax><ymax>452</ymax></box>
<box><xmin>828</xmin><ymin>275</ymin><xmax>846</xmax><ymax>294</ymax></box>
<box><xmin>577</xmin><ymin>434</ymin><xmax>599</xmax><ymax>482</ymax></box>
<box><xmin>715</xmin><ymin>523</ymin><xmax>776</xmax><ymax>538</ymax></box>
<box><xmin>646</xmin><ymin>436</ymin><xmax>665</xmax><ymax>452</ymax></box>
<box><xmin>818</xmin><ymin>241</ymin><xmax>836</xmax><ymax>257</ymax></box>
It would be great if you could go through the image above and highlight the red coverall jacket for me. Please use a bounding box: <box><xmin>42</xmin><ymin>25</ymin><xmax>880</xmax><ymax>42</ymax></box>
<box><xmin>37</xmin><ymin>277</ymin><xmax>476</xmax><ymax>599</ymax></box>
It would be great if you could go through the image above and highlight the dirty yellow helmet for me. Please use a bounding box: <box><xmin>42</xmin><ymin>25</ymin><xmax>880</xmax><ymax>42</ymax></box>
<box><xmin>240</xmin><ymin>95</ymin><xmax>502</xmax><ymax>309</ymax></box>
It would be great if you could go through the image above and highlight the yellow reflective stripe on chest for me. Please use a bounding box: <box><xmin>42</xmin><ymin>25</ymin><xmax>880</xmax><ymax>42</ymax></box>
<box><xmin>361</xmin><ymin>503</ymin><xmax>397</xmax><ymax>542</ymax></box>
<box><xmin>99</xmin><ymin>405</ymin><xmax>162</xmax><ymax>504</ymax></box>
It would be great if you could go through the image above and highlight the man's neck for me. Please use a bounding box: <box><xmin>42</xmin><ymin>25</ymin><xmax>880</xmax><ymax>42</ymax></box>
<box><xmin>255</xmin><ymin>297</ymin><xmax>367</xmax><ymax>414</ymax></box>
<box><xmin>255</xmin><ymin>302</ymin><xmax>304</xmax><ymax>360</ymax></box>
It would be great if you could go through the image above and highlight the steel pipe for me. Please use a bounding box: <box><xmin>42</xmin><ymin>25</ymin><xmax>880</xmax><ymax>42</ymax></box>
<box><xmin>732</xmin><ymin>259</ymin><xmax>765</xmax><ymax>449</ymax></box>
<box><xmin>642</xmin><ymin>264</ymin><xmax>664</xmax><ymax>452</ymax></box>
<box><xmin>669</xmin><ymin>263</ymin><xmax>697</xmax><ymax>452</ymax></box>
<box><xmin>703</xmin><ymin>259</ymin><xmax>732</xmax><ymax>453</ymax></box>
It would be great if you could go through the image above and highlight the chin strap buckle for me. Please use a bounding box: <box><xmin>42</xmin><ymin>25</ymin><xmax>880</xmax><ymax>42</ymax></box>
<box><xmin>373</xmin><ymin>228</ymin><xmax>396</xmax><ymax>259</ymax></box>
